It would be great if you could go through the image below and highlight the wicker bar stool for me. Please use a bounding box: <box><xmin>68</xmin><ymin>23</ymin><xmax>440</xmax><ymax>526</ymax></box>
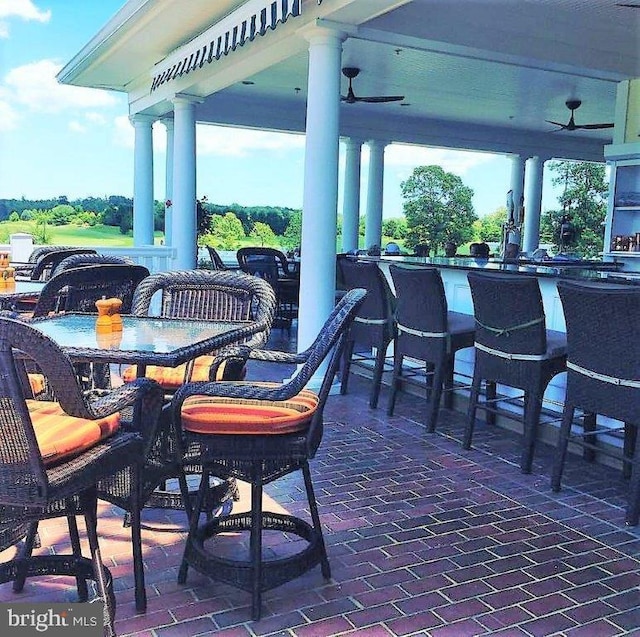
<box><xmin>339</xmin><ymin>258</ymin><xmax>396</xmax><ymax>408</ymax></box>
<box><xmin>387</xmin><ymin>265</ymin><xmax>475</xmax><ymax>430</ymax></box>
<box><xmin>171</xmin><ymin>289</ymin><xmax>366</xmax><ymax>620</ymax></box>
<box><xmin>552</xmin><ymin>280</ymin><xmax>640</xmax><ymax>525</ymax></box>
<box><xmin>465</xmin><ymin>272</ymin><xmax>567</xmax><ymax>473</ymax></box>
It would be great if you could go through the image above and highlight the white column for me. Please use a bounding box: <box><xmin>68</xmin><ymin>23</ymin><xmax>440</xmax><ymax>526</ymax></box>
<box><xmin>523</xmin><ymin>156</ymin><xmax>545</xmax><ymax>254</ymax></box>
<box><xmin>509</xmin><ymin>154</ymin><xmax>526</xmax><ymax>226</ymax></box>
<box><xmin>341</xmin><ymin>137</ymin><xmax>363</xmax><ymax>253</ymax></box>
<box><xmin>298</xmin><ymin>28</ymin><xmax>344</xmax><ymax>352</ymax></box>
<box><xmin>162</xmin><ymin>118</ymin><xmax>174</xmax><ymax>247</ymax></box>
<box><xmin>131</xmin><ymin>114</ymin><xmax>155</xmax><ymax>247</ymax></box>
<box><xmin>171</xmin><ymin>95</ymin><xmax>200</xmax><ymax>270</ymax></box>
<box><xmin>364</xmin><ymin>140</ymin><xmax>387</xmax><ymax>251</ymax></box>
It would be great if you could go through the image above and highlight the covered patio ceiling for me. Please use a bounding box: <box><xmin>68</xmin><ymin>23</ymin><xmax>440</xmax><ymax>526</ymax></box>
<box><xmin>59</xmin><ymin>0</ymin><xmax>640</xmax><ymax>163</ymax></box>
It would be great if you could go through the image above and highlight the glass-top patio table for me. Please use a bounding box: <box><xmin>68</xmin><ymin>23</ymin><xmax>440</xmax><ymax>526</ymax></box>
<box><xmin>0</xmin><ymin>280</ymin><xmax>46</xmax><ymax>310</ymax></box>
<box><xmin>29</xmin><ymin>312</ymin><xmax>257</xmax><ymax>376</ymax></box>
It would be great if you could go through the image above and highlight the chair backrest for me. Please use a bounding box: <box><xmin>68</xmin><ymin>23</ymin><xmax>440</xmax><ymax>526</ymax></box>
<box><xmin>27</xmin><ymin>245</ymin><xmax>76</xmax><ymax>264</ymax></box>
<box><xmin>0</xmin><ymin>316</ymin><xmax>95</xmax><ymax>506</ymax></box>
<box><xmin>469</xmin><ymin>242</ymin><xmax>490</xmax><ymax>259</ymax></box>
<box><xmin>52</xmin><ymin>253</ymin><xmax>134</xmax><ymax>277</ymax></box>
<box><xmin>339</xmin><ymin>258</ymin><xmax>396</xmax><ymax>346</ymax></box>
<box><xmin>206</xmin><ymin>246</ymin><xmax>228</xmax><ymax>270</ymax></box>
<box><xmin>236</xmin><ymin>247</ymin><xmax>292</xmax><ymax>278</ymax></box>
<box><xmin>131</xmin><ymin>269</ymin><xmax>277</xmax><ymax>349</ymax></box>
<box><xmin>390</xmin><ymin>265</ymin><xmax>449</xmax><ymax>359</ymax></box>
<box><xmin>32</xmin><ymin>264</ymin><xmax>150</xmax><ymax>318</ymax></box>
<box><xmin>30</xmin><ymin>248</ymin><xmax>98</xmax><ymax>281</ymax></box>
<box><xmin>467</xmin><ymin>271</ymin><xmax>548</xmax><ymax>355</ymax></box>
<box><xmin>557</xmin><ymin>280</ymin><xmax>640</xmax><ymax>423</ymax></box>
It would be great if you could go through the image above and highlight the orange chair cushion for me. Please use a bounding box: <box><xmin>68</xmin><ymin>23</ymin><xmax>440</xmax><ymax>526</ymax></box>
<box><xmin>27</xmin><ymin>399</ymin><xmax>121</xmax><ymax>467</ymax></box>
<box><xmin>28</xmin><ymin>374</ymin><xmax>47</xmax><ymax>396</ymax></box>
<box><xmin>121</xmin><ymin>356</ymin><xmax>229</xmax><ymax>389</ymax></box>
<box><xmin>181</xmin><ymin>383</ymin><xmax>319</xmax><ymax>435</ymax></box>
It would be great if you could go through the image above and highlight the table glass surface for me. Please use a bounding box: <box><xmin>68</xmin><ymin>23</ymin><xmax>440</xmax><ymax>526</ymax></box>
<box><xmin>0</xmin><ymin>280</ymin><xmax>46</xmax><ymax>296</ymax></box>
<box><xmin>30</xmin><ymin>313</ymin><xmax>253</xmax><ymax>365</ymax></box>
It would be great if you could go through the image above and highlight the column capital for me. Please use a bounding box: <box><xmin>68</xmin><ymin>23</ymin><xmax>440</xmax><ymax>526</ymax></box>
<box><xmin>129</xmin><ymin>113</ymin><xmax>156</xmax><ymax>126</ymax></box>
<box><xmin>342</xmin><ymin>137</ymin><xmax>365</xmax><ymax>149</ymax></box>
<box><xmin>297</xmin><ymin>22</ymin><xmax>346</xmax><ymax>46</ymax></box>
<box><xmin>367</xmin><ymin>139</ymin><xmax>389</xmax><ymax>151</ymax></box>
<box><xmin>160</xmin><ymin>116</ymin><xmax>174</xmax><ymax>130</ymax></box>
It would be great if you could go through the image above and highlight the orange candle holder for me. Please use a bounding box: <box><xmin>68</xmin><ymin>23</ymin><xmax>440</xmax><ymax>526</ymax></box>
<box><xmin>95</xmin><ymin>297</ymin><xmax>112</xmax><ymax>332</ymax></box>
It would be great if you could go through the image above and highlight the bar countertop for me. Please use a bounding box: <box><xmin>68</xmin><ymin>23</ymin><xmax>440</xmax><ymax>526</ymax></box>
<box><xmin>360</xmin><ymin>255</ymin><xmax>640</xmax><ymax>285</ymax></box>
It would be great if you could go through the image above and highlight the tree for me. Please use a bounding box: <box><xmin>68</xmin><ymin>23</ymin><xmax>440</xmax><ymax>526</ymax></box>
<box><xmin>206</xmin><ymin>212</ymin><xmax>246</xmax><ymax>250</ymax></box>
<box><xmin>282</xmin><ymin>210</ymin><xmax>302</xmax><ymax>249</ymax></box>
<box><xmin>250</xmin><ymin>221</ymin><xmax>276</xmax><ymax>246</ymax></box>
<box><xmin>382</xmin><ymin>217</ymin><xmax>407</xmax><ymax>239</ymax></box>
<box><xmin>401</xmin><ymin>165</ymin><xmax>477</xmax><ymax>254</ymax></box>
<box><xmin>474</xmin><ymin>206</ymin><xmax>506</xmax><ymax>242</ymax></box>
<box><xmin>540</xmin><ymin>160</ymin><xmax>608</xmax><ymax>258</ymax></box>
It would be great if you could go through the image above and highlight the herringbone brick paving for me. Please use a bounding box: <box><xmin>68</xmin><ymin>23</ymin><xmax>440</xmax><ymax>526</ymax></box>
<box><xmin>2</xmin><ymin>336</ymin><xmax>639</xmax><ymax>636</ymax></box>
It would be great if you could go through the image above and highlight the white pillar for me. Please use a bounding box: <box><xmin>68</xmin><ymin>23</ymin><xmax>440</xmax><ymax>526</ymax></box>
<box><xmin>131</xmin><ymin>114</ymin><xmax>155</xmax><ymax>247</ymax></box>
<box><xmin>162</xmin><ymin>118</ymin><xmax>174</xmax><ymax>247</ymax></box>
<box><xmin>364</xmin><ymin>140</ymin><xmax>386</xmax><ymax>250</ymax></box>
<box><xmin>510</xmin><ymin>154</ymin><xmax>526</xmax><ymax>226</ymax></box>
<box><xmin>341</xmin><ymin>137</ymin><xmax>363</xmax><ymax>253</ymax></box>
<box><xmin>523</xmin><ymin>156</ymin><xmax>545</xmax><ymax>254</ymax></box>
<box><xmin>171</xmin><ymin>95</ymin><xmax>200</xmax><ymax>270</ymax></box>
<box><xmin>298</xmin><ymin>27</ymin><xmax>344</xmax><ymax>352</ymax></box>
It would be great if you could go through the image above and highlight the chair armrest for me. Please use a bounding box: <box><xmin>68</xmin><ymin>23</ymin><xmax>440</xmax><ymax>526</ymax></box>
<box><xmin>248</xmin><ymin>348</ymin><xmax>307</xmax><ymax>365</ymax></box>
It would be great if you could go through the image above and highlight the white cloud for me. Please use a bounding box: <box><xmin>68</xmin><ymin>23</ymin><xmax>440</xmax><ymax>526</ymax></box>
<box><xmin>4</xmin><ymin>59</ymin><xmax>119</xmax><ymax>113</ymax></box>
<box><xmin>68</xmin><ymin>120</ymin><xmax>86</xmax><ymax>133</ymax></box>
<box><xmin>0</xmin><ymin>0</ymin><xmax>51</xmax><ymax>38</ymax></box>
<box><xmin>0</xmin><ymin>97</ymin><xmax>18</xmax><ymax>130</ymax></box>
<box><xmin>385</xmin><ymin>143</ymin><xmax>498</xmax><ymax>175</ymax></box>
<box><xmin>197</xmin><ymin>125</ymin><xmax>304</xmax><ymax>156</ymax></box>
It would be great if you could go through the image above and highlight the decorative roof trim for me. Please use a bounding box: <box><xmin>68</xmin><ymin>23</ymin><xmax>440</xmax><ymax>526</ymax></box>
<box><xmin>151</xmin><ymin>0</ymin><xmax>301</xmax><ymax>93</ymax></box>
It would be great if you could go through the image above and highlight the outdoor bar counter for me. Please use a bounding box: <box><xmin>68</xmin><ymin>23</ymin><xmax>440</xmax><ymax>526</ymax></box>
<box><xmin>357</xmin><ymin>254</ymin><xmax>637</xmax><ymax>445</ymax></box>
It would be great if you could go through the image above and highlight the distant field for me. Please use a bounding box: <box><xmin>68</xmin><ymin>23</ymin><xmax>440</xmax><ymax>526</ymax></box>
<box><xmin>0</xmin><ymin>222</ymin><xmax>163</xmax><ymax>246</ymax></box>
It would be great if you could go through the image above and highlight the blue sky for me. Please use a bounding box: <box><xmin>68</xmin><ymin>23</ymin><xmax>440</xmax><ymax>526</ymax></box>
<box><xmin>0</xmin><ymin>0</ymin><xmax>564</xmax><ymax>218</ymax></box>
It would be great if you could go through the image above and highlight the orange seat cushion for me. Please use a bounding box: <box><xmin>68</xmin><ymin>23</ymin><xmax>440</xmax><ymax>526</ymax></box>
<box><xmin>121</xmin><ymin>356</ymin><xmax>229</xmax><ymax>389</ymax></box>
<box><xmin>181</xmin><ymin>383</ymin><xmax>319</xmax><ymax>435</ymax></box>
<box><xmin>28</xmin><ymin>374</ymin><xmax>47</xmax><ymax>396</ymax></box>
<box><xmin>27</xmin><ymin>399</ymin><xmax>121</xmax><ymax>467</ymax></box>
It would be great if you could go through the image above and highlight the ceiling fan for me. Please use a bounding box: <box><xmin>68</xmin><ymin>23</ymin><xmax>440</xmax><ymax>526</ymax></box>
<box><xmin>341</xmin><ymin>67</ymin><xmax>404</xmax><ymax>104</ymax></box>
<box><xmin>546</xmin><ymin>99</ymin><xmax>614</xmax><ymax>132</ymax></box>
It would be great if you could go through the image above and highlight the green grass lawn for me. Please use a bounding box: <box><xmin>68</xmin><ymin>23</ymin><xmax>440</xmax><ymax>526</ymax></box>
<box><xmin>0</xmin><ymin>222</ymin><xmax>163</xmax><ymax>246</ymax></box>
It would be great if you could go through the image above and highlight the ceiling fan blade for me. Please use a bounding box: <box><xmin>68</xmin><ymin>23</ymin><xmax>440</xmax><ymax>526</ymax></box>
<box><xmin>545</xmin><ymin>120</ymin><xmax>567</xmax><ymax>128</ymax></box>
<box><xmin>575</xmin><ymin>122</ymin><xmax>615</xmax><ymax>130</ymax></box>
<box><xmin>355</xmin><ymin>95</ymin><xmax>405</xmax><ymax>103</ymax></box>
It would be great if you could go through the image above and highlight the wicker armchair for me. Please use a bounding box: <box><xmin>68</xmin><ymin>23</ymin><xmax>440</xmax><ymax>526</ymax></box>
<box><xmin>339</xmin><ymin>258</ymin><xmax>397</xmax><ymax>408</ymax></box>
<box><xmin>206</xmin><ymin>246</ymin><xmax>228</xmax><ymax>270</ymax></box>
<box><xmin>236</xmin><ymin>246</ymin><xmax>299</xmax><ymax>330</ymax></box>
<box><xmin>0</xmin><ymin>315</ymin><xmax>164</xmax><ymax>627</ymax></box>
<box><xmin>387</xmin><ymin>265</ymin><xmax>475</xmax><ymax>430</ymax></box>
<box><xmin>113</xmin><ymin>269</ymin><xmax>277</xmax><ymax>519</ymax></box>
<box><xmin>553</xmin><ymin>281</ymin><xmax>640</xmax><ymax>525</ymax></box>
<box><xmin>464</xmin><ymin>272</ymin><xmax>567</xmax><ymax>473</ymax></box>
<box><xmin>27</xmin><ymin>248</ymin><xmax>98</xmax><ymax>282</ymax></box>
<box><xmin>171</xmin><ymin>288</ymin><xmax>367</xmax><ymax>620</ymax></box>
<box><xmin>51</xmin><ymin>252</ymin><xmax>134</xmax><ymax>277</ymax></box>
<box><xmin>13</xmin><ymin>245</ymin><xmax>76</xmax><ymax>280</ymax></box>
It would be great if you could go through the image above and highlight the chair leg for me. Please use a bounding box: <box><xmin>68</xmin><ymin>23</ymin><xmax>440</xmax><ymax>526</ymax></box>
<box><xmin>485</xmin><ymin>381</ymin><xmax>497</xmax><ymax>426</ymax></box>
<box><xmin>551</xmin><ymin>404</ymin><xmax>575</xmax><ymax>491</ymax></box>
<box><xmin>386</xmin><ymin>353</ymin><xmax>403</xmax><ymax>416</ymax></box>
<box><xmin>442</xmin><ymin>359</ymin><xmax>455</xmax><ymax>410</ymax></box>
<box><xmin>302</xmin><ymin>462</ymin><xmax>330</xmax><ymax>579</ymax></box>
<box><xmin>11</xmin><ymin>522</ymin><xmax>40</xmax><ymax>594</ymax></box>
<box><xmin>623</xmin><ymin>422</ymin><xmax>637</xmax><ymax>481</ymax></box>
<box><xmin>250</xmin><ymin>463</ymin><xmax>264</xmax><ymax>622</ymax></box>
<box><xmin>583</xmin><ymin>412</ymin><xmax>597</xmax><ymax>462</ymax></box>
<box><xmin>370</xmin><ymin>346</ymin><xmax>386</xmax><ymax>409</ymax></box>
<box><xmin>67</xmin><ymin>514</ymin><xmax>90</xmax><ymax>602</ymax></box>
<box><xmin>626</xmin><ymin>424</ymin><xmax>640</xmax><ymax>526</ymax></box>
<box><xmin>178</xmin><ymin>468</ymin><xmax>210</xmax><ymax>584</ymax></box>
<box><xmin>426</xmin><ymin>364</ymin><xmax>445</xmax><ymax>433</ymax></box>
<box><xmin>339</xmin><ymin>341</ymin><xmax>354</xmax><ymax>395</ymax></box>
<box><xmin>521</xmin><ymin>393</ymin><xmax>542</xmax><ymax>474</ymax></box>
<box><xmin>130</xmin><ymin>463</ymin><xmax>146</xmax><ymax>613</ymax></box>
<box><xmin>80</xmin><ymin>488</ymin><xmax>116</xmax><ymax>637</ymax></box>
<box><xmin>463</xmin><ymin>373</ymin><xmax>482</xmax><ymax>450</ymax></box>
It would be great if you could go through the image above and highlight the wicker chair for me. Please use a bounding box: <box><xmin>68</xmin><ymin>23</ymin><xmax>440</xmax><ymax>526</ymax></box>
<box><xmin>464</xmin><ymin>272</ymin><xmax>567</xmax><ymax>473</ymax></box>
<box><xmin>387</xmin><ymin>265</ymin><xmax>475</xmax><ymax>430</ymax></box>
<box><xmin>339</xmin><ymin>258</ymin><xmax>397</xmax><ymax>408</ymax></box>
<box><xmin>552</xmin><ymin>281</ymin><xmax>640</xmax><ymax>525</ymax></box>
<box><xmin>171</xmin><ymin>288</ymin><xmax>367</xmax><ymax>620</ymax></box>
<box><xmin>13</xmin><ymin>245</ymin><xmax>76</xmax><ymax>280</ymax></box>
<box><xmin>0</xmin><ymin>315</ymin><xmax>164</xmax><ymax>627</ymax></box>
<box><xmin>51</xmin><ymin>252</ymin><xmax>134</xmax><ymax>277</ymax></box>
<box><xmin>114</xmin><ymin>269</ymin><xmax>277</xmax><ymax>519</ymax></box>
<box><xmin>206</xmin><ymin>246</ymin><xmax>228</xmax><ymax>270</ymax></box>
<box><xmin>27</xmin><ymin>248</ymin><xmax>98</xmax><ymax>282</ymax></box>
<box><xmin>237</xmin><ymin>246</ymin><xmax>299</xmax><ymax>330</ymax></box>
